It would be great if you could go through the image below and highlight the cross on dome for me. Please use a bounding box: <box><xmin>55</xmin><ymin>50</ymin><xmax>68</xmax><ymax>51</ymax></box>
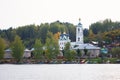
<box><xmin>79</xmin><ymin>18</ymin><xmax>81</xmax><ymax>22</ymax></box>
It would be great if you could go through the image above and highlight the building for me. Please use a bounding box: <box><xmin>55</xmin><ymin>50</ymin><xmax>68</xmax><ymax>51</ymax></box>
<box><xmin>4</xmin><ymin>49</ymin><xmax>12</xmax><ymax>58</ymax></box>
<box><xmin>4</xmin><ymin>49</ymin><xmax>31</xmax><ymax>58</ymax></box>
<box><xmin>23</xmin><ymin>49</ymin><xmax>31</xmax><ymax>58</ymax></box>
<box><xmin>58</xmin><ymin>32</ymin><xmax>71</xmax><ymax>50</ymax></box>
<box><xmin>58</xmin><ymin>19</ymin><xmax>100</xmax><ymax>58</ymax></box>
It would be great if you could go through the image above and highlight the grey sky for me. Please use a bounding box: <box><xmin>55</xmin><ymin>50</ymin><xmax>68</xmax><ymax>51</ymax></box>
<box><xmin>0</xmin><ymin>0</ymin><xmax>120</xmax><ymax>29</ymax></box>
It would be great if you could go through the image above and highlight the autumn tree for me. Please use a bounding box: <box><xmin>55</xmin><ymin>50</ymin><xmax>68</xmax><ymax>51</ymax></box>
<box><xmin>45</xmin><ymin>32</ymin><xmax>59</xmax><ymax>61</ymax></box>
<box><xmin>0</xmin><ymin>37</ymin><xmax>5</xmax><ymax>60</ymax></box>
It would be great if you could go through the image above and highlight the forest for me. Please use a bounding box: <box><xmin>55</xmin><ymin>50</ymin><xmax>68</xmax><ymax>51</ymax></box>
<box><xmin>0</xmin><ymin>19</ymin><xmax>120</xmax><ymax>49</ymax></box>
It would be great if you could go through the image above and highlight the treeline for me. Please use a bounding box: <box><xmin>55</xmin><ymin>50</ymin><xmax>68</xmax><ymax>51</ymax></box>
<box><xmin>89</xmin><ymin>19</ymin><xmax>120</xmax><ymax>45</ymax></box>
<box><xmin>0</xmin><ymin>21</ymin><xmax>77</xmax><ymax>48</ymax></box>
<box><xmin>0</xmin><ymin>19</ymin><xmax>120</xmax><ymax>48</ymax></box>
<box><xmin>89</xmin><ymin>19</ymin><xmax>120</xmax><ymax>34</ymax></box>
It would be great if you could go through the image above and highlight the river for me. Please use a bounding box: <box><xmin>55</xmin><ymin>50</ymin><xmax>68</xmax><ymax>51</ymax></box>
<box><xmin>0</xmin><ymin>64</ymin><xmax>120</xmax><ymax>80</ymax></box>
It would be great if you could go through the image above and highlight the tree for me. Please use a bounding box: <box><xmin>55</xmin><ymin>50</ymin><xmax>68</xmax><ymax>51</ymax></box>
<box><xmin>70</xmin><ymin>50</ymin><xmax>77</xmax><ymax>61</ymax></box>
<box><xmin>53</xmin><ymin>33</ymin><xmax>60</xmax><ymax>59</ymax></box>
<box><xmin>53</xmin><ymin>32</ymin><xmax>60</xmax><ymax>40</ymax></box>
<box><xmin>0</xmin><ymin>37</ymin><xmax>5</xmax><ymax>60</ymax></box>
<box><xmin>34</xmin><ymin>39</ymin><xmax>43</xmax><ymax>60</ymax></box>
<box><xmin>11</xmin><ymin>35</ymin><xmax>25</xmax><ymax>63</ymax></box>
<box><xmin>88</xmin><ymin>29</ymin><xmax>95</xmax><ymax>42</ymax></box>
<box><xmin>64</xmin><ymin>42</ymin><xmax>71</xmax><ymax>61</ymax></box>
<box><xmin>89</xmin><ymin>19</ymin><xmax>120</xmax><ymax>34</ymax></box>
<box><xmin>83</xmin><ymin>28</ymin><xmax>89</xmax><ymax>37</ymax></box>
<box><xmin>84</xmin><ymin>47</ymin><xmax>88</xmax><ymax>56</ymax></box>
<box><xmin>45</xmin><ymin>32</ymin><xmax>59</xmax><ymax>61</ymax></box>
<box><xmin>39</xmin><ymin>23</ymin><xmax>49</xmax><ymax>44</ymax></box>
<box><xmin>76</xmin><ymin>49</ymin><xmax>82</xmax><ymax>59</ymax></box>
<box><xmin>111</xmin><ymin>47</ymin><xmax>120</xmax><ymax>58</ymax></box>
<box><xmin>64</xmin><ymin>42</ymin><xmax>77</xmax><ymax>61</ymax></box>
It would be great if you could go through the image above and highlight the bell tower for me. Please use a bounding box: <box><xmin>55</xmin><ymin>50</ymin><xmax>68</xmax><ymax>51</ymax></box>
<box><xmin>76</xmin><ymin>18</ymin><xmax>83</xmax><ymax>44</ymax></box>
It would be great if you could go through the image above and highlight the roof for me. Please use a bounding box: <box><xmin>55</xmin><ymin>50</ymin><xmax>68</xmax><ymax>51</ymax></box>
<box><xmin>31</xmin><ymin>48</ymin><xmax>34</xmax><ymax>51</ymax></box>
<box><xmin>73</xmin><ymin>43</ymin><xmax>100</xmax><ymax>50</ymax></box>
<box><xmin>60</xmin><ymin>34</ymin><xmax>69</xmax><ymax>37</ymax></box>
<box><xmin>24</xmin><ymin>49</ymin><xmax>31</xmax><ymax>52</ymax></box>
<box><xmin>59</xmin><ymin>34</ymin><xmax>70</xmax><ymax>41</ymax></box>
<box><xmin>5</xmin><ymin>49</ymin><xmax>11</xmax><ymax>52</ymax></box>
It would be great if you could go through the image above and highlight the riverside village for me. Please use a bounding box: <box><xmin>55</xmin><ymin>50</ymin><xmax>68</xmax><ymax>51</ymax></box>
<box><xmin>1</xmin><ymin>19</ymin><xmax>120</xmax><ymax>64</ymax></box>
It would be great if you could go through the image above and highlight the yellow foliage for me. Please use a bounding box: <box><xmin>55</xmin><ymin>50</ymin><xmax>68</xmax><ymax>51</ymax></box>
<box><xmin>53</xmin><ymin>32</ymin><xmax>61</xmax><ymax>40</ymax></box>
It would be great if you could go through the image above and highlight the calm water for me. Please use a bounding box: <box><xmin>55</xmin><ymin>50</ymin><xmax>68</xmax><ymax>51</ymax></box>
<box><xmin>0</xmin><ymin>64</ymin><xmax>120</xmax><ymax>80</ymax></box>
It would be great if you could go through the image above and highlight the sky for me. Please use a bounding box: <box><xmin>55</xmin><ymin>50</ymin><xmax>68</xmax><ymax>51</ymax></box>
<box><xmin>0</xmin><ymin>0</ymin><xmax>120</xmax><ymax>29</ymax></box>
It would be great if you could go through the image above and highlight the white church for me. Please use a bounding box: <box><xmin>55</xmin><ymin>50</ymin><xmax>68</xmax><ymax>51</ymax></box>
<box><xmin>58</xmin><ymin>19</ymin><xmax>100</xmax><ymax>58</ymax></box>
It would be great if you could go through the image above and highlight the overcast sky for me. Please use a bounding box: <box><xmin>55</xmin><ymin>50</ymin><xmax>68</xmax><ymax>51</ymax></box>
<box><xmin>0</xmin><ymin>0</ymin><xmax>120</xmax><ymax>29</ymax></box>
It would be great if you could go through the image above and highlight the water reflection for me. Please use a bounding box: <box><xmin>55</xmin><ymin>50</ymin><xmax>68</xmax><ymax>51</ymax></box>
<box><xmin>0</xmin><ymin>64</ymin><xmax>120</xmax><ymax>80</ymax></box>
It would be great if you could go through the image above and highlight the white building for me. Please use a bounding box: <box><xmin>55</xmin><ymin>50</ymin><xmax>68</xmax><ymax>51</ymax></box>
<box><xmin>58</xmin><ymin>32</ymin><xmax>71</xmax><ymax>50</ymax></box>
<box><xmin>23</xmin><ymin>49</ymin><xmax>31</xmax><ymax>58</ymax></box>
<box><xmin>58</xmin><ymin>19</ymin><xmax>100</xmax><ymax>58</ymax></box>
<box><xmin>76</xmin><ymin>21</ymin><xmax>83</xmax><ymax>44</ymax></box>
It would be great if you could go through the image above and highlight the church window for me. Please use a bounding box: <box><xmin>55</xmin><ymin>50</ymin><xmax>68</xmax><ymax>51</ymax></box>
<box><xmin>78</xmin><ymin>37</ymin><xmax>80</xmax><ymax>41</ymax></box>
<box><xmin>78</xmin><ymin>28</ymin><xmax>80</xmax><ymax>32</ymax></box>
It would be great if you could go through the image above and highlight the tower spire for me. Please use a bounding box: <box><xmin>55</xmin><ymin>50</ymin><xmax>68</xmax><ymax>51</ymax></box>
<box><xmin>79</xmin><ymin>18</ymin><xmax>81</xmax><ymax>22</ymax></box>
<box><xmin>76</xmin><ymin>18</ymin><xmax>83</xmax><ymax>44</ymax></box>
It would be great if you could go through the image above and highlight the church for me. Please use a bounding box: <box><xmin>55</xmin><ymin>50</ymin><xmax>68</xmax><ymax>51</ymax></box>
<box><xmin>58</xmin><ymin>19</ymin><xmax>100</xmax><ymax>58</ymax></box>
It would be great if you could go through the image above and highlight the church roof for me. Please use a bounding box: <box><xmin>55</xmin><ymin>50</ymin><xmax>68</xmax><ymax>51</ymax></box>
<box><xmin>59</xmin><ymin>34</ymin><xmax>70</xmax><ymax>41</ymax></box>
<box><xmin>60</xmin><ymin>34</ymin><xmax>69</xmax><ymax>37</ymax></box>
<box><xmin>73</xmin><ymin>43</ymin><xmax>100</xmax><ymax>50</ymax></box>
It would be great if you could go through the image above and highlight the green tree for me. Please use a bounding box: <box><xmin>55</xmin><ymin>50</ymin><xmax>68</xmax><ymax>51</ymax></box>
<box><xmin>53</xmin><ymin>33</ymin><xmax>60</xmax><ymax>59</ymax></box>
<box><xmin>64</xmin><ymin>42</ymin><xmax>71</xmax><ymax>61</ymax></box>
<box><xmin>39</xmin><ymin>23</ymin><xmax>49</xmax><ymax>44</ymax></box>
<box><xmin>76</xmin><ymin>49</ymin><xmax>82</xmax><ymax>59</ymax></box>
<box><xmin>70</xmin><ymin>50</ymin><xmax>77</xmax><ymax>61</ymax></box>
<box><xmin>0</xmin><ymin>37</ymin><xmax>5</xmax><ymax>60</ymax></box>
<box><xmin>89</xmin><ymin>19</ymin><xmax>120</xmax><ymax>34</ymax></box>
<box><xmin>34</xmin><ymin>39</ymin><xmax>43</xmax><ymax>60</ymax></box>
<box><xmin>111</xmin><ymin>47</ymin><xmax>120</xmax><ymax>58</ymax></box>
<box><xmin>88</xmin><ymin>29</ymin><xmax>95</xmax><ymax>41</ymax></box>
<box><xmin>84</xmin><ymin>48</ymin><xmax>88</xmax><ymax>56</ymax></box>
<box><xmin>45</xmin><ymin>37</ymin><xmax>53</xmax><ymax>61</ymax></box>
<box><xmin>11</xmin><ymin>35</ymin><xmax>25</xmax><ymax>63</ymax></box>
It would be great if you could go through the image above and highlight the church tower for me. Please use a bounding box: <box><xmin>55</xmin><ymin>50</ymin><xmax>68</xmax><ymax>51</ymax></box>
<box><xmin>76</xmin><ymin>19</ymin><xmax>83</xmax><ymax>44</ymax></box>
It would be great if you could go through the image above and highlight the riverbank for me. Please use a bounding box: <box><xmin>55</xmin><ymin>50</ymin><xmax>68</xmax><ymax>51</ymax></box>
<box><xmin>0</xmin><ymin>58</ymin><xmax>119</xmax><ymax>64</ymax></box>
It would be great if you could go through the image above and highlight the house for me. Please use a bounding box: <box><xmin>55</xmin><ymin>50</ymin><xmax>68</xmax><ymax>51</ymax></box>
<box><xmin>4</xmin><ymin>49</ymin><xmax>12</xmax><ymax>58</ymax></box>
<box><xmin>23</xmin><ymin>49</ymin><xmax>31</xmax><ymax>58</ymax></box>
<box><xmin>4</xmin><ymin>49</ymin><xmax>31</xmax><ymax>58</ymax></box>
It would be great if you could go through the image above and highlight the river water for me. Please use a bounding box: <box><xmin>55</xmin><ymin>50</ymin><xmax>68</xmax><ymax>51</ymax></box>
<box><xmin>0</xmin><ymin>64</ymin><xmax>120</xmax><ymax>80</ymax></box>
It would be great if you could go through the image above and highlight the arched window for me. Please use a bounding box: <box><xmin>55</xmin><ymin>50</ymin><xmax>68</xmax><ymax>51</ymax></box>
<box><xmin>78</xmin><ymin>37</ymin><xmax>80</xmax><ymax>41</ymax></box>
<box><xmin>78</xmin><ymin>28</ymin><xmax>80</xmax><ymax>32</ymax></box>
